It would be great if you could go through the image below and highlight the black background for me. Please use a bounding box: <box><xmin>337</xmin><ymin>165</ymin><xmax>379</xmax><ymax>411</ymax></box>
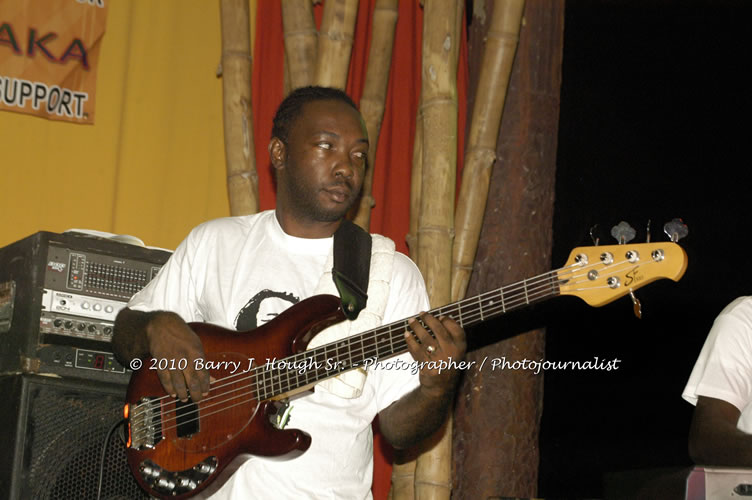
<box><xmin>539</xmin><ymin>0</ymin><xmax>752</xmax><ymax>497</ymax></box>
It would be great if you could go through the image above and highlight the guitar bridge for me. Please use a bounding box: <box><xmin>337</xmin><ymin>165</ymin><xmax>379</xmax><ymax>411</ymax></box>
<box><xmin>128</xmin><ymin>397</ymin><xmax>163</xmax><ymax>450</ymax></box>
<box><xmin>139</xmin><ymin>456</ymin><xmax>218</xmax><ymax>496</ymax></box>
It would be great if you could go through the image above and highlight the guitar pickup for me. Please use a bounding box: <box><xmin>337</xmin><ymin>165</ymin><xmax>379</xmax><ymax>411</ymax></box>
<box><xmin>176</xmin><ymin>399</ymin><xmax>200</xmax><ymax>438</ymax></box>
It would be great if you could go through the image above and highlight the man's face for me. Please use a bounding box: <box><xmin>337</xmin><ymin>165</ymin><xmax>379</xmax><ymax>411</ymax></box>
<box><xmin>275</xmin><ymin>99</ymin><xmax>369</xmax><ymax>223</ymax></box>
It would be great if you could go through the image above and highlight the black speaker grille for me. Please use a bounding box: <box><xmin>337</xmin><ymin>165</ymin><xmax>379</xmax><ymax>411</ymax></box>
<box><xmin>24</xmin><ymin>383</ymin><xmax>147</xmax><ymax>500</ymax></box>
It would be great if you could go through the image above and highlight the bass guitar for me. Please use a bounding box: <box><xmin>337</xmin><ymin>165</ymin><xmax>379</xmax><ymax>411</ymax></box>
<box><xmin>124</xmin><ymin>240</ymin><xmax>687</xmax><ymax>498</ymax></box>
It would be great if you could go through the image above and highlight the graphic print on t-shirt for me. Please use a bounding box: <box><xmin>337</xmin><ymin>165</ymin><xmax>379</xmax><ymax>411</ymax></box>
<box><xmin>235</xmin><ymin>289</ymin><xmax>300</xmax><ymax>330</ymax></box>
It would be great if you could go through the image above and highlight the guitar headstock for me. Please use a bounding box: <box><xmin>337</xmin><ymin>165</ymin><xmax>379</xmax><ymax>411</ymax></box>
<box><xmin>557</xmin><ymin>241</ymin><xmax>687</xmax><ymax>307</ymax></box>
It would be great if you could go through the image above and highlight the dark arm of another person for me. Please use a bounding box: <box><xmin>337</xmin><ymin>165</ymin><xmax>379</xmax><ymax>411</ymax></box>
<box><xmin>378</xmin><ymin>313</ymin><xmax>466</xmax><ymax>449</ymax></box>
<box><xmin>689</xmin><ymin>396</ymin><xmax>752</xmax><ymax>466</ymax></box>
<box><xmin>112</xmin><ymin>307</ymin><xmax>210</xmax><ymax>401</ymax></box>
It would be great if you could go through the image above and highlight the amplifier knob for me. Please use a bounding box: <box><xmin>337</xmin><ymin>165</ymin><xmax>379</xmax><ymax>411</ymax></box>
<box><xmin>105</xmin><ymin>305</ymin><xmax>114</xmax><ymax>313</ymax></box>
<box><xmin>93</xmin><ymin>304</ymin><xmax>102</xmax><ymax>312</ymax></box>
<box><xmin>88</xmin><ymin>325</ymin><xmax>98</xmax><ymax>333</ymax></box>
<box><xmin>77</xmin><ymin>323</ymin><xmax>86</xmax><ymax>331</ymax></box>
<box><xmin>64</xmin><ymin>321</ymin><xmax>73</xmax><ymax>329</ymax></box>
<box><xmin>82</xmin><ymin>302</ymin><xmax>90</xmax><ymax>310</ymax></box>
<box><xmin>53</xmin><ymin>319</ymin><xmax>63</xmax><ymax>328</ymax></box>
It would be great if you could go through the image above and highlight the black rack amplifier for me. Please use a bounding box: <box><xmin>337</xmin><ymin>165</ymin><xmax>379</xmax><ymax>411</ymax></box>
<box><xmin>0</xmin><ymin>231</ymin><xmax>171</xmax><ymax>384</ymax></box>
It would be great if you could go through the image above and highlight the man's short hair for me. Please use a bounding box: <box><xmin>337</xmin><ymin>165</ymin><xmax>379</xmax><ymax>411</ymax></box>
<box><xmin>271</xmin><ymin>86</ymin><xmax>359</xmax><ymax>144</ymax></box>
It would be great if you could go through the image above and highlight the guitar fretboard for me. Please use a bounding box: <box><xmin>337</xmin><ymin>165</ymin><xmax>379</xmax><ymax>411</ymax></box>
<box><xmin>252</xmin><ymin>270</ymin><xmax>563</xmax><ymax>400</ymax></box>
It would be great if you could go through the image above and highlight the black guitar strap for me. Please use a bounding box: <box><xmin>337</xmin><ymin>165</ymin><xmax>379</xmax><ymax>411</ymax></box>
<box><xmin>332</xmin><ymin>219</ymin><xmax>372</xmax><ymax>320</ymax></box>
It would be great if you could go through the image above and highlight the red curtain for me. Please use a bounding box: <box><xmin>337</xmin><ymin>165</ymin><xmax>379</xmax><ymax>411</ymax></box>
<box><xmin>251</xmin><ymin>1</ymin><xmax>468</xmax><ymax>496</ymax></box>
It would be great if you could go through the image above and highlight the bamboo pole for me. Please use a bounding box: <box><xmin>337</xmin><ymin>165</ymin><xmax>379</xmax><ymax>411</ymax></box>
<box><xmin>405</xmin><ymin>102</ymin><xmax>423</xmax><ymax>261</ymax></box>
<box><xmin>416</xmin><ymin>0</ymin><xmax>461</xmax><ymax>304</ymax></box>
<box><xmin>219</xmin><ymin>0</ymin><xmax>258</xmax><ymax>216</ymax></box>
<box><xmin>415</xmin><ymin>423</ymin><xmax>453</xmax><ymax>499</ymax></box>
<box><xmin>281</xmin><ymin>0</ymin><xmax>318</xmax><ymax>90</ymax></box>
<box><xmin>314</xmin><ymin>0</ymin><xmax>360</xmax><ymax>89</ymax></box>
<box><xmin>352</xmin><ymin>0</ymin><xmax>399</xmax><ymax>230</ymax></box>
<box><xmin>412</xmin><ymin>1</ymin><xmax>464</xmax><ymax>499</ymax></box>
<box><xmin>392</xmin><ymin>95</ymin><xmax>423</xmax><ymax>498</ymax></box>
<box><xmin>390</xmin><ymin>457</ymin><xmax>417</xmax><ymax>500</ymax></box>
<box><xmin>452</xmin><ymin>0</ymin><xmax>525</xmax><ymax>302</ymax></box>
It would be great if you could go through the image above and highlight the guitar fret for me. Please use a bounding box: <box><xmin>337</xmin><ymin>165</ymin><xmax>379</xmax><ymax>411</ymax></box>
<box><xmin>360</xmin><ymin>336</ymin><xmax>366</xmax><ymax>368</ymax></box>
<box><xmin>342</xmin><ymin>339</ymin><xmax>350</xmax><ymax>371</ymax></box>
<box><xmin>337</xmin><ymin>340</ymin><xmax>345</xmax><ymax>373</ymax></box>
<box><xmin>294</xmin><ymin>357</ymin><xmax>301</xmax><ymax>392</ymax></box>
<box><xmin>378</xmin><ymin>330</ymin><xmax>390</xmax><ymax>359</ymax></box>
<box><xmin>369</xmin><ymin>332</ymin><xmax>378</xmax><ymax>362</ymax></box>
<box><xmin>333</xmin><ymin>341</ymin><xmax>342</xmax><ymax>373</ymax></box>
<box><xmin>347</xmin><ymin>342</ymin><xmax>353</xmax><ymax>374</ymax></box>
<box><xmin>273</xmin><ymin>363</ymin><xmax>280</xmax><ymax>397</ymax></box>
<box><xmin>332</xmin><ymin>342</ymin><xmax>339</xmax><ymax>373</ymax></box>
<box><xmin>477</xmin><ymin>295</ymin><xmax>483</xmax><ymax>322</ymax></box>
<box><xmin>324</xmin><ymin>344</ymin><xmax>333</xmax><ymax>377</ymax></box>
<box><xmin>374</xmin><ymin>331</ymin><xmax>383</xmax><ymax>360</ymax></box>
<box><xmin>318</xmin><ymin>344</ymin><xmax>331</xmax><ymax>382</ymax></box>
<box><xmin>264</xmin><ymin>367</ymin><xmax>270</xmax><ymax>400</ymax></box>
<box><xmin>276</xmin><ymin>364</ymin><xmax>283</xmax><ymax>397</ymax></box>
<box><xmin>292</xmin><ymin>359</ymin><xmax>298</xmax><ymax>392</ymax></box>
<box><xmin>500</xmin><ymin>287</ymin><xmax>506</xmax><ymax>313</ymax></box>
<box><xmin>286</xmin><ymin>357</ymin><xmax>293</xmax><ymax>394</ymax></box>
<box><xmin>257</xmin><ymin>368</ymin><xmax>266</xmax><ymax>401</ymax></box>
<box><xmin>388</xmin><ymin>325</ymin><xmax>395</xmax><ymax>358</ymax></box>
<box><xmin>523</xmin><ymin>278</ymin><xmax>529</xmax><ymax>304</ymax></box>
<box><xmin>322</xmin><ymin>344</ymin><xmax>329</xmax><ymax>378</ymax></box>
<box><xmin>278</xmin><ymin>363</ymin><xmax>285</xmax><ymax>396</ymax></box>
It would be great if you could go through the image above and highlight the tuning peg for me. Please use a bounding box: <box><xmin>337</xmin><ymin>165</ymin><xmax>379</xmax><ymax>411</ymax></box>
<box><xmin>589</xmin><ymin>224</ymin><xmax>600</xmax><ymax>246</ymax></box>
<box><xmin>663</xmin><ymin>218</ymin><xmax>688</xmax><ymax>242</ymax></box>
<box><xmin>629</xmin><ymin>290</ymin><xmax>642</xmax><ymax>319</ymax></box>
<box><xmin>611</xmin><ymin>221</ymin><xmax>636</xmax><ymax>244</ymax></box>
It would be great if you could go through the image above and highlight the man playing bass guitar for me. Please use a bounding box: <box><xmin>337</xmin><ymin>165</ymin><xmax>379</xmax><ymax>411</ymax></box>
<box><xmin>112</xmin><ymin>86</ymin><xmax>467</xmax><ymax>499</ymax></box>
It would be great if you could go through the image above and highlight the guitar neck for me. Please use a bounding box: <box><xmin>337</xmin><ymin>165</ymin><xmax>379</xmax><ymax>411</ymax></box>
<box><xmin>255</xmin><ymin>269</ymin><xmax>562</xmax><ymax>400</ymax></box>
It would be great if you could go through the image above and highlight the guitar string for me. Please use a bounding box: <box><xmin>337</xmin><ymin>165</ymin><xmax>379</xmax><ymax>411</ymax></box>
<box><xmin>130</xmin><ymin>256</ymin><xmax>660</xmax><ymax>439</ymax></box>
<box><xmin>129</xmin><ymin>254</ymin><xmax>631</xmax><ymax>441</ymax></box>
<box><xmin>129</xmin><ymin>264</ymin><xmax>570</xmax><ymax>415</ymax></box>
<box><xmin>129</xmin><ymin>262</ymin><xmax>569</xmax><ymax>421</ymax></box>
<box><xmin>128</xmin><ymin>272</ymin><xmax>567</xmax><ymax>440</ymax></box>
<box><xmin>132</xmin><ymin>280</ymin><xmax>614</xmax><ymax>438</ymax></box>
<box><xmin>128</xmin><ymin>256</ymin><xmax>630</xmax><ymax>438</ymax></box>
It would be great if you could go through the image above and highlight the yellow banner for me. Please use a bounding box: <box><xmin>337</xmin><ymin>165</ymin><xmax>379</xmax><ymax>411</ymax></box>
<box><xmin>0</xmin><ymin>0</ymin><xmax>108</xmax><ymax>124</ymax></box>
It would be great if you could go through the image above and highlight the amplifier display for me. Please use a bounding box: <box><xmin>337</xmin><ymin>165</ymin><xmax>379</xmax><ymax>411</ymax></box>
<box><xmin>0</xmin><ymin>231</ymin><xmax>172</xmax><ymax>384</ymax></box>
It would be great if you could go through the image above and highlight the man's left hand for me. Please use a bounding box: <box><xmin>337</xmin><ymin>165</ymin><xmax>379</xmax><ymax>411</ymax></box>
<box><xmin>404</xmin><ymin>312</ymin><xmax>467</xmax><ymax>399</ymax></box>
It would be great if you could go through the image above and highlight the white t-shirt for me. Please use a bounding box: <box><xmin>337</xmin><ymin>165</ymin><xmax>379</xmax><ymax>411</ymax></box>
<box><xmin>128</xmin><ymin>210</ymin><xmax>429</xmax><ymax>499</ymax></box>
<box><xmin>682</xmin><ymin>296</ymin><xmax>752</xmax><ymax>433</ymax></box>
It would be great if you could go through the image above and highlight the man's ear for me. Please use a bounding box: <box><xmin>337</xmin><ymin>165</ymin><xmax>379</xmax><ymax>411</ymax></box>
<box><xmin>269</xmin><ymin>137</ymin><xmax>286</xmax><ymax>171</ymax></box>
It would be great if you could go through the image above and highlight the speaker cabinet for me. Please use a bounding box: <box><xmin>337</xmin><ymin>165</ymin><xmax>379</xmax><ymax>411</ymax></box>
<box><xmin>0</xmin><ymin>374</ymin><xmax>147</xmax><ymax>499</ymax></box>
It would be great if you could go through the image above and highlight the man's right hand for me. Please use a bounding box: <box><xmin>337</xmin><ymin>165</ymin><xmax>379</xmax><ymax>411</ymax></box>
<box><xmin>144</xmin><ymin>312</ymin><xmax>211</xmax><ymax>402</ymax></box>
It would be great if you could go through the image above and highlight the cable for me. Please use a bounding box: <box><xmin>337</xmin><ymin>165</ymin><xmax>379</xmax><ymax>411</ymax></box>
<box><xmin>96</xmin><ymin>418</ymin><xmax>126</xmax><ymax>500</ymax></box>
